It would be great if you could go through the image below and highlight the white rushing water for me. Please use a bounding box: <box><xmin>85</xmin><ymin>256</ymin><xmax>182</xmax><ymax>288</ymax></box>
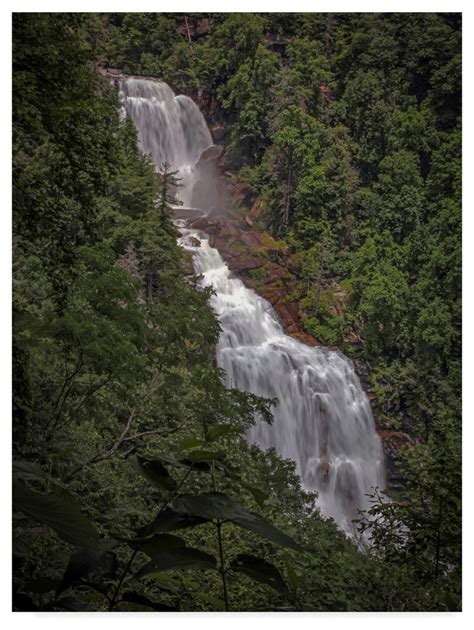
<box><xmin>178</xmin><ymin>229</ymin><xmax>385</xmax><ymax>535</ymax></box>
<box><xmin>118</xmin><ymin>77</ymin><xmax>213</xmax><ymax>207</ymax></box>
<box><xmin>120</xmin><ymin>76</ymin><xmax>385</xmax><ymax>535</ymax></box>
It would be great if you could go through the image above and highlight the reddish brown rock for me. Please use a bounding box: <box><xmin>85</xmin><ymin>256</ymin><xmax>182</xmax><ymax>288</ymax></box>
<box><xmin>345</xmin><ymin>332</ymin><xmax>363</xmax><ymax>344</ymax></box>
<box><xmin>378</xmin><ymin>430</ymin><xmax>414</xmax><ymax>454</ymax></box>
<box><xmin>227</xmin><ymin>254</ymin><xmax>267</xmax><ymax>273</ymax></box>
<box><xmin>189</xmin><ymin>217</ymin><xmax>219</xmax><ymax>233</ymax></box>
<box><xmin>320</xmin><ymin>83</ymin><xmax>335</xmax><ymax>101</ymax></box>
<box><xmin>194</xmin><ymin>18</ymin><xmax>210</xmax><ymax>37</ymax></box>
<box><xmin>272</xmin><ymin>301</ymin><xmax>298</xmax><ymax>332</ymax></box>
<box><xmin>97</xmin><ymin>66</ymin><xmax>122</xmax><ymax>76</ymax></box>
<box><xmin>291</xmin><ymin>331</ymin><xmax>322</xmax><ymax>347</ymax></box>
<box><xmin>199</xmin><ymin>144</ymin><xmax>224</xmax><ymax>162</ymax></box>
<box><xmin>182</xmin><ymin>207</ymin><xmax>322</xmax><ymax>347</ymax></box>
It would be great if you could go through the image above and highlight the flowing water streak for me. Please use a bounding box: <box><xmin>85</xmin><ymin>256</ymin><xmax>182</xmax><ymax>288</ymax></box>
<box><xmin>179</xmin><ymin>228</ymin><xmax>385</xmax><ymax>535</ymax></box>
<box><xmin>118</xmin><ymin>77</ymin><xmax>212</xmax><ymax>207</ymax></box>
<box><xmin>119</xmin><ymin>76</ymin><xmax>385</xmax><ymax>535</ymax></box>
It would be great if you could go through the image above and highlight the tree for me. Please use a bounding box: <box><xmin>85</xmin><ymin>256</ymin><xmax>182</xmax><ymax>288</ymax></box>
<box><xmin>285</xmin><ymin>38</ymin><xmax>332</xmax><ymax>117</ymax></box>
<box><xmin>221</xmin><ymin>44</ymin><xmax>280</xmax><ymax>165</ymax></box>
<box><xmin>359</xmin><ymin>415</ymin><xmax>461</xmax><ymax>610</ymax></box>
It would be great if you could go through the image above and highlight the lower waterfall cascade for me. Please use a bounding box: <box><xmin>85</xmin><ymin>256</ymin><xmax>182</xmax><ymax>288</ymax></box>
<box><xmin>178</xmin><ymin>227</ymin><xmax>385</xmax><ymax>535</ymax></box>
<box><xmin>120</xmin><ymin>76</ymin><xmax>386</xmax><ymax>536</ymax></box>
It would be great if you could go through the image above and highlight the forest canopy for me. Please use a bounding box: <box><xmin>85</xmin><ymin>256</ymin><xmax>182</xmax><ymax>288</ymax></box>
<box><xmin>12</xmin><ymin>13</ymin><xmax>461</xmax><ymax>613</ymax></box>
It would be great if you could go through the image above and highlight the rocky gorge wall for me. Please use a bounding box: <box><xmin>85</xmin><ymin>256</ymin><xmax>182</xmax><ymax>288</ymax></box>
<box><xmin>180</xmin><ymin>114</ymin><xmax>414</xmax><ymax>491</ymax></box>
<box><xmin>98</xmin><ymin>65</ymin><xmax>413</xmax><ymax>489</ymax></box>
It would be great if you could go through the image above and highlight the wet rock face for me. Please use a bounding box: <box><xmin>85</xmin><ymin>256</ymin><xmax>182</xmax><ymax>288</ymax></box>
<box><xmin>199</xmin><ymin>144</ymin><xmax>224</xmax><ymax>162</ymax></box>
<box><xmin>209</xmin><ymin>123</ymin><xmax>224</xmax><ymax>142</ymax></box>
<box><xmin>377</xmin><ymin>430</ymin><xmax>414</xmax><ymax>490</ymax></box>
<box><xmin>186</xmin><ymin>215</ymin><xmax>321</xmax><ymax>347</ymax></box>
<box><xmin>191</xmin><ymin>145</ymin><xmax>233</xmax><ymax>215</ymax></box>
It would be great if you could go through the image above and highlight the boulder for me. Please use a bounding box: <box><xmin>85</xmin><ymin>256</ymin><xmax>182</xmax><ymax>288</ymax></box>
<box><xmin>189</xmin><ymin>217</ymin><xmax>220</xmax><ymax>232</ymax></box>
<box><xmin>199</xmin><ymin>144</ymin><xmax>224</xmax><ymax>163</ymax></box>
<box><xmin>227</xmin><ymin>254</ymin><xmax>267</xmax><ymax>274</ymax></box>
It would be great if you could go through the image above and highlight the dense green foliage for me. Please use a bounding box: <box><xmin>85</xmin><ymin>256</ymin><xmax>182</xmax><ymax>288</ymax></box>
<box><xmin>13</xmin><ymin>13</ymin><xmax>461</xmax><ymax>612</ymax></box>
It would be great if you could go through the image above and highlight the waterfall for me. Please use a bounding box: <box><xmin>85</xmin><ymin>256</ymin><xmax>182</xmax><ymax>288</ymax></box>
<box><xmin>118</xmin><ymin>76</ymin><xmax>212</xmax><ymax>207</ymax></box>
<box><xmin>178</xmin><ymin>229</ymin><xmax>385</xmax><ymax>535</ymax></box>
<box><xmin>120</xmin><ymin>76</ymin><xmax>385</xmax><ymax>536</ymax></box>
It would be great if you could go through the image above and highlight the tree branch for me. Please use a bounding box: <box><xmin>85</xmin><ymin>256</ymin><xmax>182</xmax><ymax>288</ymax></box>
<box><xmin>64</xmin><ymin>368</ymin><xmax>163</xmax><ymax>481</ymax></box>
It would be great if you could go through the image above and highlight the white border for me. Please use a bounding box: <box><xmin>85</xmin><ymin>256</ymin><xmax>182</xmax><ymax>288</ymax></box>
<box><xmin>1</xmin><ymin>2</ymin><xmax>472</xmax><ymax>629</ymax></box>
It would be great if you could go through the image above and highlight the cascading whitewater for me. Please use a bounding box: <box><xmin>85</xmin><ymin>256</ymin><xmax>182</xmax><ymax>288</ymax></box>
<box><xmin>178</xmin><ymin>228</ymin><xmax>385</xmax><ymax>535</ymax></box>
<box><xmin>120</xmin><ymin>76</ymin><xmax>385</xmax><ymax>535</ymax></box>
<box><xmin>118</xmin><ymin>77</ymin><xmax>212</xmax><ymax>207</ymax></box>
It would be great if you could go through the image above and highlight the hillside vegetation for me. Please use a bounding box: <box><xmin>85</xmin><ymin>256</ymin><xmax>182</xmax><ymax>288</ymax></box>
<box><xmin>12</xmin><ymin>13</ymin><xmax>461</xmax><ymax>612</ymax></box>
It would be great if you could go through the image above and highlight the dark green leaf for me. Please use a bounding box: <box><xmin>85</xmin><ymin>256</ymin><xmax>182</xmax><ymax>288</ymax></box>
<box><xmin>13</xmin><ymin>536</ymin><xmax>31</xmax><ymax>558</ymax></box>
<box><xmin>219</xmin><ymin>463</ymin><xmax>268</xmax><ymax>507</ymax></box>
<box><xmin>194</xmin><ymin>592</ymin><xmax>226</xmax><ymax>610</ymax></box>
<box><xmin>128</xmin><ymin>454</ymin><xmax>176</xmax><ymax>492</ymax></box>
<box><xmin>206</xmin><ymin>424</ymin><xmax>241</xmax><ymax>442</ymax></box>
<box><xmin>185</xmin><ymin>450</ymin><xmax>225</xmax><ymax>464</ymax></box>
<box><xmin>128</xmin><ymin>533</ymin><xmax>186</xmax><ymax>549</ymax></box>
<box><xmin>13</xmin><ymin>460</ymin><xmax>47</xmax><ymax>482</ymax></box>
<box><xmin>178</xmin><ymin>437</ymin><xmax>205</xmax><ymax>451</ymax></box>
<box><xmin>143</xmin><ymin>452</ymin><xmax>211</xmax><ymax>473</ymax></box>
<box><xmin>218</xmin><ymin>462</ymin><xmax>240</xmax><ymax>480</ymax></box>
<box><xmin>50</xmin><ymin>482</ymin><xmax>82</xmax><ymax>509</ymax></box>
<box><xmin>181</xmin><ymin>458</ymin><xmax>211</xmax><ymax>472</ymax></box>
<box><xmin>22</xmin><ymin>577</ymin><xmax>60</xmax><ymax>595</ymax></box>
<box><xmin>150</xmin><ymin>453</ymin><xmax>191</xmax><ymax>469</ymax></box>
<box><xmin>286</xmin><ymin>563</ymin><xmax>300</xmax><ymax>590</ymax></box>
<box><xmin>58</xmin><ymin>547</ymin><xmax>117</xmax><ymax>595</ymax></box>
<box><xmin>134</xmin><ymin>568</ymin><xmax>181</xmax><ymax>593</ymax></box>
<box><xmin>173</xmin><ymin>493</ymin><xmax>300</xmax><ymax>550</ymax></box>
<box><xmin>240</xmin><ymin>482</ymin><xmax>268</xmax><ymax>508</ymax></box>
<box><xmin>230</xmin><ymin>554</ymin><xmax>293</xmax><ymax>599</ymax></box>
<box><xmin>137</xmin><ymin>540</ymin><xmax>216</xmax><ymax>572</ymax></box>
<box><xmin>13</xmin><ymin>480</ymin><xmax>98</xmax><ymax>548</ymax></box>
<box><xmin>137</xmin><ymin>507</ymin><xmax>208</xmax><ymax>537</ymax></box>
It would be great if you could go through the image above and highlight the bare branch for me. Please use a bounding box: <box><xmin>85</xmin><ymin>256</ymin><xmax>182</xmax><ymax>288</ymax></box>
<box><xmin>64</xmin><ymin>368</ymin><xmax>164</xmax><ymax>481</ymax></box>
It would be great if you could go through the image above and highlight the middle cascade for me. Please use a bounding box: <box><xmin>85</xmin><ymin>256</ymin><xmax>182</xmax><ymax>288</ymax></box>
<box><xmin>179</xmin><ymin>227</ymin><xmax>385</xmax><ymax>536</ymax></box>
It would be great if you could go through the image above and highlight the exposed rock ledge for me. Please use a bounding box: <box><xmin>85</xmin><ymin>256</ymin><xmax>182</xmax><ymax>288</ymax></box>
<box><xmin>179</xmin><ymin>213</ymin><xmax>410</xmax><ymax>487</ymax></box>
<box><xmin>180</xmin><ymin>214</ymin><xmax>322</xmax><ymax>348</ymax></box>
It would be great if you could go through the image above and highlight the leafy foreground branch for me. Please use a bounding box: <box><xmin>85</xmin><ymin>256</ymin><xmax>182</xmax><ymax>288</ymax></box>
<box><xmin>13</xmin><ymin>425</ymin><xmax>305</xmax><ymax>612</ymax></box>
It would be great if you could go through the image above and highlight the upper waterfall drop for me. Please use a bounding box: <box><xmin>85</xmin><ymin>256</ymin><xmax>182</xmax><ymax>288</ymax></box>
<box><xmin>118</xmin><ymin>76</ymin><xmax>213</xmax><ymax>207</ymax></box>
<box><xmin>119</xmin><ymin>76</ymin><xmax>386</xmax><ymax>536</ymax></box>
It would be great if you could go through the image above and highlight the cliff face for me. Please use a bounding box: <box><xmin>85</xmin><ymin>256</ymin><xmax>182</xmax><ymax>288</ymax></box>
<box><xmin>174</xmin><ymin>140</ymin><xmax>322</xmax><ymax>346</ymax></box>
<box><xmin>175</xmin><ymin>141</ymin><xmax>413</xmax><ymax>489</ymax></box>
<box><xmin>184</xmin><ymin>213</ymin><xmax>321</xmax><ymax>348</ymax></box>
